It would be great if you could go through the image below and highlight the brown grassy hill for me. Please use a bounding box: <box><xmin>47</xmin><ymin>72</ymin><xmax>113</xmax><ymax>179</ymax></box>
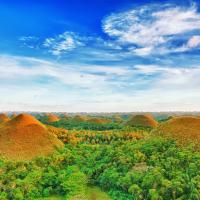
<box><xmin>47</xmin><ymin>125</ymin><xmax>68</xmax><ymax>137</ymax></box>
<box><xmin>152</xmin><ymin>116</ymin><xmax>200</xmax><ymax>148</ymax></box>
<box><xmin>0</xmin><ymin>114</ymin><xmax>63</xmax><ymax>160</ymax></box>
<box><xmin>62</xmin><ymin>114</ymin><xmax>69</xmax><ymax>120</ymax></box>
<box><xmin>47</xmin><ymin>114</ymin><xmax>60</xmax><ymax>122</ymax></box>
<box><xmin>73</xmin><ymin>115</ymin><xmax>88</xmax><ymax>122</ymax></box>
<box><xmin>113</xmin><ymin>115</ymin><xmax>123</xmax><ymax>123</ymax></box>
<box><xmin>87</xmin><ymin>117</ymin><xmax>111</xmax><ymax>124</ymax></box>
<box><xmin>126</xmin><ymin>114</ymin><xmax>158</xmax><ymax>128</ymax></box>
<box><xmin>0</xmin><ymin>114</ymin><xmax>10</xmax><ymax>123</ymax></box>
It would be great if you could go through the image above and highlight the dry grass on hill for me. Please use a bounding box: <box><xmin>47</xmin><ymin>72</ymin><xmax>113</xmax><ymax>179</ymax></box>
<box><xmin>126</xmin><ymin>114</ymin><xmax>158</xmax><ymax>128</ymax></box>
<box><xmin>47</xmin><ymin>114</ymin><xmax>60</xmax><ymax>122</ymax></box>
<box><xmin>87</xmin><ymin>117</ymin><xmax>111</xmax><ymax>124</ymax></box>
<box><xmin>73</xmin><ymin>115</ymin><xmax>88</xmax><ymax>122</ymax></box>
<box><xmin>11</xmin><ymin>113</ymin><xmax>17</xmax><ymax>118</ymax></box>
<box><xmin>0</xmin><ymin>114</ymin><xmax>63</xmax><ymax>160</ymax></box>
<box><xmin>113</xmin><ymin>115</ymin><xmax>123</xmax><ymax>123</ymax></box>
<box><xmin>0</xmin><ymin>113</ymin><xmax>10</xmax><ymax>123</ymax></box>
<box><xmin>152</xmin><ymin>116</ymin><xmax>200</xmax><ymax>148</ymax></box>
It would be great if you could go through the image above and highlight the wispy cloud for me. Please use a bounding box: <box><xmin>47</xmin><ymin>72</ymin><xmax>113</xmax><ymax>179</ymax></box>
<box><xmin>43</xmin><ymin>32</ymin><xmax>85</xmax><ymax>55</ymax></box>
<box><xmin>103</xmin><ymin>3</ymin><xmax>200</xmax><ymax>55</ymax></box>
<box><xmin>186</xmin><ymin>35</ymin><xmax>200</xmax><ymax>48</ymax></box>
<box><xmin>1</xmin><ymin>54</ymin><xmax>200</xmax><ymax>111</ymax></box>
<box><xmin>134</xmin><ymin>64</ymin><xmax>200</xmax><ymax>89</ymax></box>
<box><xmin>18</xmin><ymin>36</ymin><xmax>39</xmax><ymax>49</ymax></box>
<box><xmin>0</xmin><ymin>55</ymin><xmax>105</xmax><ymax>89</ymax></box>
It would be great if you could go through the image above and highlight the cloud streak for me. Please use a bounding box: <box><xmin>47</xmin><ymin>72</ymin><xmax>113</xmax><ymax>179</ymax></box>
<box><xmin>103</xmin><ymin>3</ymin><xmax>200</xmax><ymax>55</ymax></box>
<box><xmin>0</xmin><ymin>54</ymin><xmax>200</xmax><ymax>111</ymax></box>
<box><xmin>43</xmin><ymin>32</ymin><xmax>85</xmax><ymax>55</ymax></box>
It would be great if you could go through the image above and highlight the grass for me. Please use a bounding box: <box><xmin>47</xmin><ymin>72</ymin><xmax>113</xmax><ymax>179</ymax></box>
<box><xmin>40</xmin><ymin>196</ymin><xmax>65</xmax><ymax>200</ymax></box>
<box><xmin>84</xmin><ymin>186</ymin><xmax>111</xmax><ymax>200</ymax></box>
<box><xmin>41</xmin><ymin>186</ymin><xmax>111</xmax><ymax>200</ymax></box>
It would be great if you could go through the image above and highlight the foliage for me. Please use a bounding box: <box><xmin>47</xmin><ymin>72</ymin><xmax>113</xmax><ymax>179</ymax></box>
<box><xmin>56</xmin><ymin>129</ymin><xmax>147</xmax><ymax>145</ymax></box>
<box><xmin>0</xmin><ymin>153</ymin><xmax>86</xmax><ymax>200</ymax></box>
<box><xmin>0</xmin><ymin>136</ymin><xmax>199</xmax><ymax>200</ymax></box>
<box><xmin>0</xmin><ymin>115</ymin><xmax>199</xmax><ymax>200</ymax></box>
<box><xmin>40</xmin><ymin>117</ymin><xmax>123</xmax><ymax>131</ymax></box>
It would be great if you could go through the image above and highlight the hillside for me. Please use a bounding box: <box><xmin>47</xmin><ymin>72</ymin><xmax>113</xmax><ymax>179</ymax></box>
<box><xmin>0</xmin><ymin>114</ymin><xmax>63</xmax><ymax>160</ymax></box>
<box><xmin>73</xmin><ymin>115</ymin><xmax>88</xmax><ymax>122</ymax></box>
<box><xmin>126</xmin><ymin>114</ymin><xmax>158</xmax><ymax>128</ymax></box>
<box><xmin>152</xmin><ymin>116</ymin><xmax>200</xmax><ymax>147</ymax></box>
<box><xmin>0</xmin><ymin>113</ymin><xmax>10</xmax><ymax>123</ymax></box>
<box><xmin>47</xmin><ymin>114</ymin><xmax>60</xmax><ymax>122</ymax></box>
<box><xmin>87</xmin><ymin>117</ymin><xmax>111</xmax><ymax>124</ymax></box>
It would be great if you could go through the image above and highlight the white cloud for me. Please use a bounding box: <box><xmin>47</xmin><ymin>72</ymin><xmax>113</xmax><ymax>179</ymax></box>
<box><xmin>134</xmin><ymin>64</ymin><xmax>200</xmax><ymax>90</ymax></box>
<box><xmin>1</xmin><ymin>54</ymin><xmax>200</xmax><ymax>112</ymax></box>
<box><xmin>103</xmin><ymin>3</ymin><xmax>200</xmax><ymax>55</ymax></box>
<box><xmin>43</xmin><ymin>32</ymin><xmax>84</xmax><ymax>55</ymax></box>
<box><xmin>0</xmin><ymin>55</ymin><xmax>107</xmax><ymax>89</ymax></box>
<box><xmin>186</xmin><ymin>35</ymin><xmax>200</xmax><ymax>48</ymax></box>
<box><xmin>130</xmin><ymin>47</ymin><xmax>154</xmax><ymax>56</ymax></box>
<box><xmin>83</xmin><ymin>65</ymin><xmax>131</xmax><ymax>76</ymax></box>
<box><xmin>0</xmin><ymin>55</ymin><xmax>136</xmax><ymax>95</ymax></box>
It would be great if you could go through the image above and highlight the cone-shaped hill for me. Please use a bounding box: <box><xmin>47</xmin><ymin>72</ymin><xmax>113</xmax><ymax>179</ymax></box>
<box><xmin>152</xmin><ymin>116</ymin><xmax>200</xmax><ymax>147</ymax></box>
<box><xmin>73</xmin><ymin>115</ymin><xmax>88</xmax><ymax>122</ymax></box>
<box><xmin>8</xmin><ymin>113</ymin><xmax>44</xmax><ymax>127</ymax></box>
<box><xmin>47</xmin><ymin>114</ymin><xmax>60</xmax><ymax>122</ymax></box>
<box><xmin>0</xmin><ymin>114</ymin><xmax>10</xmax><ymax>123</ymax></box>
<box><xmin>126</xmin><ymin>114</ymin><xmax>158</xmax><ymax>128</ymax></box>
<box><xmin>62</xmin><ymin>114</ymin><xmax>69</xmax><ymax>120</ymax></box>
<box><xmin>0</xmin><ymin>114</ymin><xmax>63</xmax><ymax>160</ymax></box>
<box><xmin>113</xmin><ymin>115</ymin><xmax>123</xmax><ymax>123</ymax></box>
<box><xmin>87</xmin><ymin>117</ymin><xmax>111</xmax><ymax>124</ymax></box>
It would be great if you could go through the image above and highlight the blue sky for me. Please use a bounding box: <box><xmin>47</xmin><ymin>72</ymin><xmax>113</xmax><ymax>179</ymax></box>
<box><xmin>0</xmin><ymin>0</ymin><xmax>200</xmax><ymax>112</ymax></box>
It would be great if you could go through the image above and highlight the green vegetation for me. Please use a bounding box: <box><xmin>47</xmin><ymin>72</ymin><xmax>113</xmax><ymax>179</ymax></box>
<box><xmin>0</xmin><ymin>133</ymin><xmax>199</xmax><ymax>200</ymax></box>
<box><xmin>41</xmin><ymin>186</ymin><xmax>111</xmax><ymax>200</ymax></box>
<box><xmin>43</xmin><ymin>118</ymin><xmax>123</xmax><ymax>131</ymax></box>
<box><xmin>0</xmin><ymin>114</ymin><xmax>199</xmax><ymax>200</ymax></box>
<box><xmin>69</xmin><ymin>186</ymin><xmax>111</xmax><ymax>200</ymax></box>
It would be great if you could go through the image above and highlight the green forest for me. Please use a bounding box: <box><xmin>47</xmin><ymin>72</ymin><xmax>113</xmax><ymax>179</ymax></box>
<box><xmin>0</xmin><ymin>114</ymin><xmax>199</xmax><ymax>200</ymax></box>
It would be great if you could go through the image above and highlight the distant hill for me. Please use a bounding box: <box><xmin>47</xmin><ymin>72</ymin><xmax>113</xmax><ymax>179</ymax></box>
<box><xmin>126</xmin><ymin>114</ymin><xmax>158</xmax><ymax>128</ymax></box>
<box><xmin>47</xmin><ymin>114</ymin><xmax>60</xmax><ymax>122</ymax></box>
<box><xmin>73</xmin><ymin>115</ymin><xmax>88</xmax><ymax>122</ymax></box>
<box><xmin>87</xmin><ymin>117</ymin><xmax>111</xmax><ymax>124</ymax></box>
<box><xmin>0</xmin><ymin>113</ymin><xmax>10</xmax><ymax>123</ymax></box>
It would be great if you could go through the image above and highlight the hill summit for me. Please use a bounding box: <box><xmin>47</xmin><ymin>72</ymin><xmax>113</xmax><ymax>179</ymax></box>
<box><xmin>8</xmin><ymin>113</ymin><xmax>44</xmax><ymax>127</ymax></box>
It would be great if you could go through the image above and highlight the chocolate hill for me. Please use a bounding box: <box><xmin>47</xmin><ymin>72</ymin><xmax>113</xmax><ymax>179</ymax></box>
<box><xmin>47</xmin><ymin>114</ymin><xmax>60</xmax><ymax>122</ymax></box>
<box><xmin>87</xmin><ymin>117</ymin><xmax>111</xmax><ymax>124</ymax></box>
<box><xmin>0</xmin><ymin>114</ymin><xmax>10</xmax><ymax>123</ymax></box>
<box><xmin>62</xmin><ymin>114</ymin><xmax>69</xmax><ymax>120</ymax></box>
<box><xmin>73</xmin><ymin>115</ymin><xmax>88</xmax><ymax>122</ymax></box>
<box><xmin>113</xmin><ymin>115</ymin><xmax>123</xmax><ymax>123</ymax></box>
<box><xmin>152</xmin><ymin>116</ymin><xmax>200</xmax><ymax>147</ymax></box>
<box><xmin>0</xmin><ymin>114</ymin><xmax>63</xmax><ymax>160</ymax></box>
<box><xmin>126</xmin><ymin>114</ymin><xmax>158</xmax><ymax>128</ymax></box>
